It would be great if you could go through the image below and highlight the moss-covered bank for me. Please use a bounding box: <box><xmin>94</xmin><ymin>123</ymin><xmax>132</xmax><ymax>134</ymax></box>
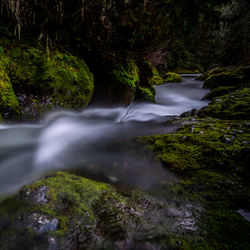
<box><xmin>199</xmin><ymin>88</ymin><xmax>250</xmax><ymax>120</ymax></box>
<box><xmin>136</xmin><ymin>65</ymin><xmax>250</xmax><ymax>249</ymax></box>
<box><xmin>138</xmin><ymin>118</ymin><xmax>250</xmax><ymax>249</ymax></box>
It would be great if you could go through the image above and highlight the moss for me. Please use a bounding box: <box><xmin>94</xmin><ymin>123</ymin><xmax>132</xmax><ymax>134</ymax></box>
<box><xmin>139</xmin><ymin>118</ymin><xmax>250</xmax><ymax>175</ymax></box>
<box><xmin>151</xmin><ymin>65</ymin><xmax>161</xmax><ymax>77</ymax></box>
<box><xmin>135</xmin><ymin>60</ymin><xmax>156</xmax><ymax>102</ymax></box>
<box><xmin>164</xmin><ymin>72</ymin><xmax>182</xmax><ymax>83</ymax></box>
<box><xmin>112</xmin><ymin>61</ymin><xmax>139</xmax><ymax>91</ymax></box>
<box><xmin>0</xmin><ymin>172</ymin><xmax>163</xmax><ymax>248</ymax></box>
<box><xmin>0</xmin><ymin>38</ymin><xmax>94</xmax><ymax>120</ymax></box>
<box><xmin>198</xmin><ymin>88</ymin><xmax>250</xmax><ymax>120</ymax></box>
<box><xmin>151</xmin><ymin>75</ymin><xmax>165</xmax><ymax>85</ymax></box>
<box><xmin>0</xmin><ymin>68</ymin><xmax>19</xmax><ymax>119</ymax></box>
<box><xmin>136</xmin><ymin>86</ymin><xmax>155</xmax><ymax>102</ymax></box>
<box><xmin>200</xmin><ymin>65</ymin><xmax>250</xmax><ymax>89</ymax></box>
<box><xmin>138</xmin><ymin>118</ymin><xmax>250</xmax><ymax>248</ymax></box>
<box><xmin>202</xmin><ymin>86</ymin><xmax>237</xmax><ymax>100</ymax></box>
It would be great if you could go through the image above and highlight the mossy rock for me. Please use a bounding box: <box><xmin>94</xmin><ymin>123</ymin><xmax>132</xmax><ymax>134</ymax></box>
<box><xmin>202</xmin><ymin>86</ymin><xmax>237</xmax><ymax>100</ymax></box>
<box><xmin>199</xmin><ymin>65</ymin><xmax>250</xmax><ymax>89</ymax></box>
<box><xmin>164</xmin><ymin>73</ymin><xmax>182</xmax><ymax>83</ymax></box>
<box><xmin>139</xmin><ymin>118</ymin><xmax>250</xmax><ymax>176</ymax></box>
<box><xmin>112</xmin><ymin>61</ymin><xmax>139</xmax><ymax>97</ymax></box>
<box><xmin>136</xmin><ymin>86</ymin><xmax>155</xmax><ymax>102</ymax></box>
<box><xmin>0</xmin><ymin>38</ymin><xmax>94</xmax><ymax>120</ymax></box>
<box><xmin>198</xmin><ymin>88</ymin><xmax>250</xmax><ymax>120</ymax></box>
<box><xmin>0</xmin><ymin>172</ymin><xmax>167</xmax><ymax>249</ymax></box>
<box><xmin>138</xmin><ymin>118</ymin><xmax>250</xmax><ymax>248</ymax></box>
<box><xmin>135</xmin><ymin>61</ymin><xmax>156</xmax><ymax>102</ymax></box>
<box><xmin>151</xmin><ymin>75</ymin><xmax>165</xmax><ymax>85</ymax></box>
<box><xmin>0</xmin><ymin>68</ymin><xmax>19</xmax><ymax>120</ymax></box>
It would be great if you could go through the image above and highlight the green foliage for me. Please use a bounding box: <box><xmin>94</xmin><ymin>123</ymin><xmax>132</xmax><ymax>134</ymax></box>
<box><xmin>220</xmin><ymin>0</ymin><xmax>250</xmax><ymax>65</ymax></box>
<box><xmin>164</xmin><ymin>72</ymin><xmax>182</xmax><ymax>83</ymax></box>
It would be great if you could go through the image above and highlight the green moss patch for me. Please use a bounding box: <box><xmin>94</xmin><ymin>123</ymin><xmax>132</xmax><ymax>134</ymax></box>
<box><xmin>0</xmin><ymin>68</ymin><xmax>19</xmax><ymax>119</ymax></box>
<box><xmin>112</xmin><ymin>61</ymin><xmax>139</xmax><ymax>91</ymax></box>
<box><xmin>164</xmin><ymin>72</ymin><xmax>182</xmax><ymax>83</ymax></box>
<box><xmin>202</xmin><ymin>86</ymin><xmax>237</xmax><ymax>100</ymax></box>
<box><xmin>199</xmin><ymin>65</ymin><xmax>250</xmax><ymax>89</ymax></box>
<box><xmin>0</xmin><ymin>172</ymin><xmax>166</xmax><ymax>249</ymax></box>
<box><xmin>0</xmin><ymin>38</ymin><xmax>94</xmax><ymax>120</ymax></box>
<box><xmin>198</xmin><ymin>88</ymin><xmax>250</xmax><ymax>120</ymax></box>
<box><xmin>151</xmin><ymin>75</ymin><xmax>165</xmax><ymax>85</ymax></box>
<box><xmin>138</xmin><ymin>118</ymin><xmax>250</xmax><ymax>248</ymax></box>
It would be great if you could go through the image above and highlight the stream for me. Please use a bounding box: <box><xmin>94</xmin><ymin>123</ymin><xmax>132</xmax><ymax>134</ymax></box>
<box><xmin>0</xmin><ymin>77</ymin><xmax>209</xmax><ymax>199</ymax></box>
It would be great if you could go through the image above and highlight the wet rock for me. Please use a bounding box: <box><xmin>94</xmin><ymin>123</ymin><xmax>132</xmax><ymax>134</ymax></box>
<box><xmin>23</xmin><ymin>213</ymin><xmax>59</xmax><ymax>233</ymax></box>
<box><xmin>22</xmin><ymin>185</ymin><xmax>48</xmax><ymax>204</ymax></box>
<box><xmin>48</xmin><ymin>237</ymin><xmax>58</xmax><ymax>250</ymax></box>
<box><xmin>180</xmin><ymin>108</ymin><xmax>198</xmax><ymax>117</ymax></box>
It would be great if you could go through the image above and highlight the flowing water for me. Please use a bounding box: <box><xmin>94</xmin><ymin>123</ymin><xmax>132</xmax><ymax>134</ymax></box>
<box><xmin>0</xmin><ymin>77</ymin><xmax>209</xmax><ymax>199</ymax></box>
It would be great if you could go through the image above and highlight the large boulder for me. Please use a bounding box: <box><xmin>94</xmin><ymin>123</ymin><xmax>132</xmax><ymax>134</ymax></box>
<box><xmin>0</xmin><ymin>171</ymin><xmax>172</xmax><ymax>250</ymax></box>
<box><xmin>198</xmin><ymin>65</ymin><xmax>250</xmax><ymax>89</ymax></box>
<box><xmin>0</xmin><ymin>38</ymin><xmax>94</xmax><ymax>120</ymax></box>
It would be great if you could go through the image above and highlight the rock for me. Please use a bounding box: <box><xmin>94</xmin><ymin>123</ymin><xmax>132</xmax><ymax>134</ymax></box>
<box><xmin>201</xmin><ymin>65</ymin><xmax>250</xmax><ymax>90</ymax></box>
<box><xmin>0</xmin><ymin>39</ymin><xmax>94</xmax><ymax>121</ymax></box>
<box><xmin>151</xmin><ymin>75</ymin><xmax>165</xmax><ymax>85</ymax></box>
<box><xmin>23</xmin><ymin>213</ymin><xmax>58</xmax><ymax>233</ymax></box>
<box><xmin>164</xmin><ymin>72</ymin><xmax>182</xmax><ymax>83</ymax></box>
<box><xmin>180</xmin><ymin>109</ymin><xmax>198</xmax><ymax>117</ymax></box>
<box><xmin>22</xmin><ymin>185</ymin><xmax>48</xmax><ymax>204</ymax></box>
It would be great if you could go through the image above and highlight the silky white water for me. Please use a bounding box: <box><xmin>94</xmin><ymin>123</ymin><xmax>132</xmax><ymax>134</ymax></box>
<box><xmin>0</xmin><ymin>78</ymin><xmax>209</xmax><ymax>198</ymax></box>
